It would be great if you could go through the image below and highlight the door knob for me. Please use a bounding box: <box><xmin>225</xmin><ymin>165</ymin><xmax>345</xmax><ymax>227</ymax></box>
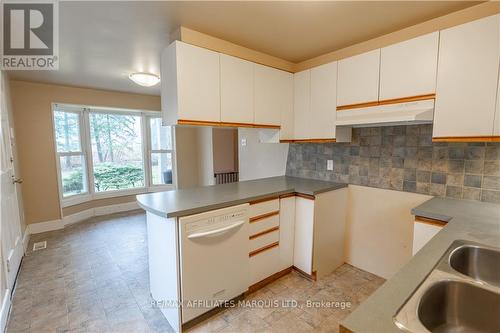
<box><xmin>12</xmin><ymin>178</ymin><xmax>23</xmax><ymax>184</ymax></box>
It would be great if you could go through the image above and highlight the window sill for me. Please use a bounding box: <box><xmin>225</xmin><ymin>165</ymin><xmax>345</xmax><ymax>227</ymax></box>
<box><xmin>61</xmin><ymin>185</ymin><xmax>176</xmax><ymax>208</ymax></box>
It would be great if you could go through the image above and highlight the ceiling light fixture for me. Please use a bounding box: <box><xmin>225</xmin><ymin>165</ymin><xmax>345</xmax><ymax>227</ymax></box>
<box><xmin>129</xmin><ymin>72</ymin><xmax>160</xmax><ymax>87</ymax></box>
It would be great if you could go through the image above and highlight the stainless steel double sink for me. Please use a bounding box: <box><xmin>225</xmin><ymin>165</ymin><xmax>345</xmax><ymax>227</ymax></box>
<box><xmin>394</xmin><ymin>240</ymin><xmax>500</xmax><ymax>333</ymax></box>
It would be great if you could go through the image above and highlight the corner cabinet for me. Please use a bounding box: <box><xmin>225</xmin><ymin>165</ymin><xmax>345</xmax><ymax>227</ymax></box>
<box><xmin>253</xmin><ymin>64</ymin><xmax>293</xmax><ymax>131</ymax></box>
<box><xmin>293</xmin><ymin>62</ymin><xmax>345</xmax><ymax>142</ymax></box>
<box><xmin>161</xmin><ymin>41</ymin><xmax>221</xmax><ymax>125</ymax></box>
<box><xmin>433</xmin><ymin>14</ymin><xmax>500</xmax><ymax>141</ymax></box>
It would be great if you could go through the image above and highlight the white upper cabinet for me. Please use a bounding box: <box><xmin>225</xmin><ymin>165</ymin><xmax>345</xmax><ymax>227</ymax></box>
<box><xmin>293</xmin><ymin>70</ymin><xmax>311</xmax><ymax>140</ymax></box>
<box><xmin>294</xmin><ymin>62</ymin><xmax>337</xmax><ymax>140</ymax></box>
<box><xmin>161</xmin><ymin>41</ymin><xmax>220</xmax><ymax>125</ymax></box>
<box><xmin>254</xmin><ymin>64</ymin><xmax>293</xmax><ymax>127</ymax></box>
<box><xmin>433</xmin><ymin>14</ymin><xmax>500</xmax><ymax>138</ymax></box>
<box><xmin>337</xmin><ymin>49</ymin><xmax>380</xmax><ymax>106</ymax></box>
<box><xmin>310</xmin><ymin>62</ymin><xmax>337</xmax><ymax>139</ymax></box>
<box><xmin>220</xmin><ymin>54</ymin><xmax>254</xmax><ymax>124</ymax></box>
<box><xmin>379</xmin><ymin>32</ymin><xmax>439</xmax><ymax>100</ymax></box>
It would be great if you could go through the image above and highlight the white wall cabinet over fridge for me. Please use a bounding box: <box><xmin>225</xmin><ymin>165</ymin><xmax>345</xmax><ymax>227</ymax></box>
<box><xmin>379</xmin><ymin>32</ymin><xmax>439</xmax><ymax>100</ymax></box>
<box><xmin>433</xmin><ymin>14</ymin><xmax>500</xmax><ymax>140</ymax></box>
<box><xmin>337</xmin><ymin>49</ymin><xmax>380</xmax><ymax>107</ymax></box>
<box><xmin>161</xmin><ymin>41</ymin><xmax>221</xmax><ymax>125</ymax></box>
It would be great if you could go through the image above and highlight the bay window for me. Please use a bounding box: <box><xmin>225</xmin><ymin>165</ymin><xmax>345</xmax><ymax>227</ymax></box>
<box><xmin>53</xmin><ymin>104</ymin><xmax>175</xmax><ymax>206</ymax></box>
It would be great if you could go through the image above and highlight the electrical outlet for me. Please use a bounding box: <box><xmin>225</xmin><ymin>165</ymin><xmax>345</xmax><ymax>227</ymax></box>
<box><xmin>327</xmin><ymin>160</ymin><xmax>333</xmax><ymax>171</ymax></box>
<box><xmin>241</xmin><ymin>138</ymin><xmax>247</xmax><ymax>147</ymax></box>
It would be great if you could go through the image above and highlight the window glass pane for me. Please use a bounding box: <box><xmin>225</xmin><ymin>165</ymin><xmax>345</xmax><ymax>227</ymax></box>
<box><xmin>89</xmin><ymin>113</ymin><xmax>144</xmax><ymax>192</ymax></box>
<box><xmin>54</xmin><ymin>111</ymin><xmax>81</xmax><ymax>152</ymax></box>
<box><xmin>151</xmin><ymin>152</ymin><xmax>173</xmax><ymax>185</ymax></box>
<box><xmin>60</xmin><ymin>155</ymin><xmax>87</xmax><ymax>197</ymax></box>
<box><xmin>150</xmin><ymin>118</ymin><xmax>172</xmax><ymax>150</ymax></box>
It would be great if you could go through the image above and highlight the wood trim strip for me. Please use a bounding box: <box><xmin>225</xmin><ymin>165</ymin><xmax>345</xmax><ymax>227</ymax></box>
<box><xmin>249</xmin><ymin>226</ymin><xmax>279</xmax><ymax>240</ymax></box>
<box><xmin>178</xmin><ymin>119</ymin><xmax>280</xmax><ymax>130</ymax></box>
<box><xmin>432</xmin><ymin>136</ymin><xmax>500</xmax><ymax>143</ymax></box>
<box><xmin>378</xmin><ymin>93</ymin><xmax>436</xmax><ymax>105</ymax></box>
<box><xmin>295</xmin><ymin>193</ymin><xmax>315</xmax><ymax>200</ymax></box>
<box><xmin>249</xmin><ymin>241</ymin><xmax>279</xmax><ymax>257</ymax></box>
<box><xmin>245</xmin><ymin>267</ymin><xmax>293</xmax><ymax>295</ymax></box>
<box><xmin>292</xmin><ymin>266</ymin><xmax>317</xmax><ymax>281</ymax></box>
<box><xmin>339</xmin><ymin>325</ymin><xmax>354</xmax><ymax>333</ymax></box>
<box><xmin>279</xmin><ymin>138</ymin><xmax>336</xmax><ymax>143</ymax></box>
<box><xmin>336</xmin><ymin>93</ymin><xmax>435</xmax><ymax>111</ymax></box>
<box><xmin>415</xmin><ymin>215</ymin><xmax>447</xmax><ymax>227</ymax></box>
<box><xmin>249</xmin><ymin>196</ymin><xmax>279</xmax><ymax>205</ymax></box>
<box><xmin>336</xmin><ymin>100</ymin><xmax>379</xmax><ymax>111</ymax></box>
<box><xmin>249</xmin><ymin>210</ymin><xmax>280</xmax><ymax>223</ymax></box>
<box><xmin>279</xmin><ymin>192</ymin><xmax>296</xmax><ymax>199</ymax></box>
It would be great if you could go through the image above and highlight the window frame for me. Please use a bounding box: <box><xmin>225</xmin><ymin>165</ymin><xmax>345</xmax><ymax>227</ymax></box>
<box><xmin>52</xmin><ymin>103</ymin><xmax>176</xmax><ymax>208</ymax></box>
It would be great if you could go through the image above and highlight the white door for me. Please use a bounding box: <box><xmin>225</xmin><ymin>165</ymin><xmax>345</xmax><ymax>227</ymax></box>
<box><xmin>310</xmin><ymin>61</ymin><xmax>337</xmax><ymax>139</ymax></box>
<box><xmin>0</xmin><ymin>71</ymin><xmax>24</xmax><ymax>294</ymax></box>
<box><xmin>379</xmin><ymin>32</ymin><xmax>439</xmax><ymax>100</ymax></box>
<box><xmin>337</xmin><ymin>49</ymin><xmax>381</xmax><ymax>106</ymax></box>
<box><xmin>433</xmin><ymin>14</ymin><xmax>500</xmax><ymax>138</ymax></box>
<box><xmin>293</xmin><ymin>69</ymin><xmax>311</xmax><ymax>140</ymax></box>
<box><xmin>254</xmin><ymin>64</ymin><xmax>292</xmax><ymax>127</ymax></box>
<box><xmin>220</xmin><ymin>54</ymin><xmax>254</xmax><ymax>124</ymax></box>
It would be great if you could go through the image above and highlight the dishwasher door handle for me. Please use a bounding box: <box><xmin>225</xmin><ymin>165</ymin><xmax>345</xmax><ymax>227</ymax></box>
<box><xmin>187</xmin><ymin>220</ymin><xmax>245</xmax><ymax>239</ymax></box>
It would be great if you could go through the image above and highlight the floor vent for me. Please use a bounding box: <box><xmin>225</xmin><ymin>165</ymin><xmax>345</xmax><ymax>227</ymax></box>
<box><xmin>33</xmin><ymin>241</ymin><xmax>47</xmax><ymax>251</ymax></box>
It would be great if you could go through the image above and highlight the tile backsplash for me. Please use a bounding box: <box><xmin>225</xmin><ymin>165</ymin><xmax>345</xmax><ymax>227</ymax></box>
<box><xmin>286</xmin><ymin>125</ymin><xmax>500</xmax><ymax>204</ymax></box>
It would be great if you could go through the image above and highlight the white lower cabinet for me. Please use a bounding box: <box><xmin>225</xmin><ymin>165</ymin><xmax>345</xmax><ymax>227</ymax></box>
<box><xmin>412</xmin><ymin>218</ymin><xmax>445</xmax><ymax>255</ymax></box>
<box><xmin>249</xmin><ymin>189</ymin><xmax>347</xmax><ymax>285</ymax></box>
<box><xmin>294</xmin><ymin>189</ymin><xmax>348</xmax><ymax>278</ymax></box>
<box><xmin>248</xmin><ymin>197</ymin><xmax>294</xmax><ymax>286</ymax></box>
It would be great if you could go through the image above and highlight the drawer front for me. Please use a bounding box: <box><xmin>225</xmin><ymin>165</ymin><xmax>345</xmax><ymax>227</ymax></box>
<box><xmin>249</xmin><ymin>245</ymin><xmax>280</xmax><ymax>285</ymax></box>
<box><xmin>249</xmin><ymin>214</ymin><xmax>279</xmax><ymax>236</ymax></box>
<box><xmin>249</xmin><ymin>230</ymin><xmax>280</xmax><ymax>253</ymax></box>
<box><xmin>249</xmin><ymin>198</ymin><xmax>279</xmax><ymax>218</ymax></box>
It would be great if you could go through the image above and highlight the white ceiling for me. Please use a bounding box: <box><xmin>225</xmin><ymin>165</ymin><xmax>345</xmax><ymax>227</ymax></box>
<box><xmin>8</xmin><ymin>1</ymin><xmax>479</xmax><ymax>96</ymax></box>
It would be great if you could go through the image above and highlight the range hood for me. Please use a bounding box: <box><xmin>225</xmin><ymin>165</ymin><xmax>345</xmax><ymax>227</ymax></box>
<box><xmin>336</xmin><ymin>99</ymin><xmax>434</xmax><ymax>128</ymax></box>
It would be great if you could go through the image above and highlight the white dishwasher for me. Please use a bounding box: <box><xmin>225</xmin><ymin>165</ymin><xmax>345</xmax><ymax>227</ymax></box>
<box><xmin>179</xmin><ymin>203</ymin><xmax>249</xmax><ymax>323</ymax></box>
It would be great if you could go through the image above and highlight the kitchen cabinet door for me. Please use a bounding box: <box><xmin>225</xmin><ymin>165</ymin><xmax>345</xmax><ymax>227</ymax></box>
<box><xmin>220</xmin><ymin>54</ymin><xmax>254</xmax><ymax>124</ymax></box>
<box><xmin>433</xmin><ymin>14</ymin><xmax>500</xmax><ymax>139</ymax></box>
<box><xmin>293</xmin><ymin>196</ymin><xmax>314</xmax><ymax>275</ymax></box>
<box><xmin>412</xmin><ymin>220</ymin><xmax>443</xmax><ymax>255</ymax></box>
<box><xmin>309</xmin><ymin>62</ymin><xmax>337</xmax><ymax>139</ymax></box>
<box><xmin>162</xmin><ymin>41</ymin><xmax>221</xmax><ymax>124</ymax></box>
<box><xmin>379</xmin><ymin>32</ymin><xmax>439</xmax><ymax>100</ymax></box>
<box><xmin>293</xmin><ymin>70</ymin><xmax>311</xmax><ymax>140</ymax></box>
<box><xmin>337</xmin><ymin>49</ymin><xmax>380</xmax><ymax>106</ymax></box>
<box><xmin>279</xmin><ymin>196</ymin><xmax>295</xmax><ymax>270</ymax></box>
<box><xmin>254</xmin><ymin>64</ymin><xmax>293</xmax><ymax>127</ymax></box>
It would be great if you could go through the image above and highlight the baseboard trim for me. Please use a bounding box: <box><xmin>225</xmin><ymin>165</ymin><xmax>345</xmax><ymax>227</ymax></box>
<box><xmin>0</xmin><ymin>291</ymin><xmax>11</xmax><ymax>333</ymax></box>
<box><xmin>22</xmin><ymin>230</ymin><xmax>30</xmax><ymax>253</ymax></box>
<box><xmin>27</xmin><ymin>219</ymin><xmax>63</xmax><ymax>235</ymax></box>
<box><xmin>27</xmin><ymin>201</ymin><xmax>141</xmax><ymax>235</ymax></box>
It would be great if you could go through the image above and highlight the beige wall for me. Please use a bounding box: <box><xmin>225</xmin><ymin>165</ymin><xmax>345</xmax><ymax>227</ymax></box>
<box><xmin>212</xmin><ymin>128</ymin><xmax>238</xmax><ymax>173</ymax></box>
<box><xmin>9</xmin><ymin>80</ymin><xmax>161</xmax><ymax>224</ymax></box>
<box><xmin>345</xmin><ymin>185</ymin><xmax>432</xmax><ymax>279</ymax></box>
<box><xmin>175</xmin><ymin>126</ymin><xmax>200</xmax><ymax>189</ymax></box>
